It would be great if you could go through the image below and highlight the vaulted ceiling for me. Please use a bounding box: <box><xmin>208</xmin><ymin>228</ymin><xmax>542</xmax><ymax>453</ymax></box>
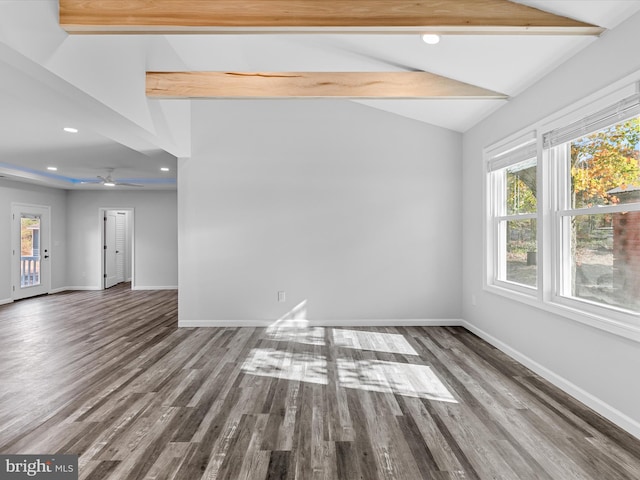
<box><xmin>1</xmin><ymin>1</ymin><xmax>640</xmax><ymax>189</ymax></box>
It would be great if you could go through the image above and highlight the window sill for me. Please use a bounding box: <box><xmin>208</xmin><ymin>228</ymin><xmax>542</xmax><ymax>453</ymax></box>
<box><xmin>484</xmin><ymin>283</ymin><xmax>640</xmax><ymax>343</ymax></box>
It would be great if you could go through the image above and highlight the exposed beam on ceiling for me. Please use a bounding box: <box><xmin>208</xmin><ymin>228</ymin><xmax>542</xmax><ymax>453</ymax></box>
<box><xmin>60</xmin><ymin>0</ymin><xmax>603</xmax><ymax>35</ymax></box>
<box><xmin>146</xmin><ymin>71</ymin><xmax>507</xmax><ymax>99</ymax></box>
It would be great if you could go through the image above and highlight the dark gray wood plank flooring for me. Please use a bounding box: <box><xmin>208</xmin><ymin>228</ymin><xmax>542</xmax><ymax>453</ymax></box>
<box><xmin>1</xmin><ymin>284</ymin><xmax>639</xmax><ymax>479</ymax></box>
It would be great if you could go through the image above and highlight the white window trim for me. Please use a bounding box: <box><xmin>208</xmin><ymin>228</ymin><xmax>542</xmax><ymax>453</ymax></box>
<box><xmin>483</xmin><ymin>77</ymin><xmax>640</xmax><ymax>344</ymax></box>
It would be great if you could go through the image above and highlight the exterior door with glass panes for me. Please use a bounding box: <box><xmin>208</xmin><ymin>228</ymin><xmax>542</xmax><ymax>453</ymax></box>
<box><xmin>12</xmin><ymin>204</ymin><xmax>51</xmax><ymax>300</ymax></box>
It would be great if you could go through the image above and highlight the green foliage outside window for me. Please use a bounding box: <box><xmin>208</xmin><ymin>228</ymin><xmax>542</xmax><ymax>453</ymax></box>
<box><xmin>21</xmin><ymin>218</ymin><xmax>39</xmax><ymax>256</ymax></box>
<box><xmin>506</xmin><ymin>167</ymin><xmax>537</xmax><ymax>215</ymax></box>
<box><xmin>571</xmin><ymin>118</ymin><xmax>640</xmax><ymax>208</ymax></box>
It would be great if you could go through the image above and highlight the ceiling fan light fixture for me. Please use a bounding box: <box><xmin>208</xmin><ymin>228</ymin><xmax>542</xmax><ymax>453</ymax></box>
<box><xmin>421</xmin><ymin>34</ymin><xmax>441</xmax><ymax>45</ymax></box>
<box><xmin>63</xmin><ymin>127</ymin><xmax>79</xmax><ymax>133</ymax></box>
<box><xmin>103</xmin><ymin>182</ymin><xmax>116</xmax><ymax>187</ymax></box>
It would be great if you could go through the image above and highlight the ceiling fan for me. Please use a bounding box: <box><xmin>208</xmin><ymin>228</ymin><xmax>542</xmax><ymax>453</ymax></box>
<box><xmin>82</xmin><ymin>168</ymin><xmax>142</xmax><ymax>187</ymax></box>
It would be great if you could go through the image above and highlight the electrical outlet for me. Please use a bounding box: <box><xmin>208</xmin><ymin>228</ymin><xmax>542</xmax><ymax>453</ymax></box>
<box><xmin>277</xmin><ymin>291</ymin><xmax>286</xmax><ymax>302</ymax></box>
<box><xmin>471</xmin><ymin>294</ymin><xmax>477</xmax><ymax>306</ymax></box>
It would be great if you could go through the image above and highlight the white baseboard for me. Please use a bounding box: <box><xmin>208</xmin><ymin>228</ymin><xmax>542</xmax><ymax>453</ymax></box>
<box><xmin>132</xmin><ymin>285</ymin><xmax>178</xmax><ymax>291</ymax></box>
<box><xmin>313</xmin><ymin>319</ymin><xmax>463</xmax><ymax>327</ymax></box>
<box><xmin>179</xmin><ymin>319</ymin><xmax>270</xmax><ymax>327</ymax></box>
<box><xmin>462</xmin><ymin>320</ymin><xmax>640</xmax><ymax>441</ymax></box>
<box><xmin>56</xmin><ymin>285</ymin><xmax>178</xmax><ymax>292</ymax></box>
<box><xmin>178</xmin><ymin>318</ymin><xmax>463</xmax><ymax>328</ymax></box>
<box><xmin>49</xmin><ymin>287</ymin><xmax>70</xmax><ymax>294</ymax></box>
<box><xmin>0</xmin><ymin>298</ymin><xmax>13</xmax><ymax>306</ymax></box>
<box><xmin>21</xmin><ymin>286</ymin><xmax>177</xmax><ymax>294</ymax></box>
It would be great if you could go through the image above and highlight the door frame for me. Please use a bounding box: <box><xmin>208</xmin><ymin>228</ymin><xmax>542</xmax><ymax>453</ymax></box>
<box><xmin>11</xmin><ymin>203</ymin><xmax>51</xmax><ymax>300</ymax></box>
<box><xmin>99</xmin><ymin>207</ymin><xmax>135</xmax><ymax>290</ymax></box>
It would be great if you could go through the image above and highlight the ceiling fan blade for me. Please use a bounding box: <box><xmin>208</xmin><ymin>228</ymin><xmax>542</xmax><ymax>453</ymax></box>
<box><xmin>79</xmin><ymin>179</ymin><xmax>102</xmax><ymax>184</ymax></box>
<box><xmin>116</xmin><ymin>182</ymin><xmax>143</xmax><ymax>187</ymax></box>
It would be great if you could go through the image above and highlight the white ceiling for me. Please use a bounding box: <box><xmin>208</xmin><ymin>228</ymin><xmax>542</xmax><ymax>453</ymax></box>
<box><xmin>1</xmin><ymin>0</ymin><xmax>640</xmax><ymax>189</ymax></box>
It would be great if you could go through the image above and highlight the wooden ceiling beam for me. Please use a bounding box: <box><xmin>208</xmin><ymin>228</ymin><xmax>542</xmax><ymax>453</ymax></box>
<box><xmin>60</xmin><ymin>0</ymin><xmax>603</xmax><ymax>35</ymax></box>
<box><xmin>146</xmin><ymin>71</ymin><xmax>507</xmax><ymax>99</ymax></box>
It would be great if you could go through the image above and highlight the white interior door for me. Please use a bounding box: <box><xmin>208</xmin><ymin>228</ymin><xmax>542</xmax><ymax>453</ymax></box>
<box><xmin>104</xmin><ymin>212</ymin><xmax>118</xmax><ymax>288</ymax></box>
<box><xmin>12</xmin><ymin>203</ymin><xmax>51</xmax><ymax>300</ymax></box>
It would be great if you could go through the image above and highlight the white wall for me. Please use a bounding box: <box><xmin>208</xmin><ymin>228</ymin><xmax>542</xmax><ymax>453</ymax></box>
<box><xmin>179</xmin><ymin>100</ymin><xmax>462</xmax><ymax>325</ymax></box>
<box><xmin>66</xmin><ymin>190</ymin><xmax>178</xmax><ymax>290</ymax></box>
<box><xmin>0</xmin><ymin>179</ymin><xmax>67</xmax><ymax>303</ymax></box>
<box><xmin>462</xmin><ymin>12</ymin><xmax>640</xmax><ymax>437</ymax></box>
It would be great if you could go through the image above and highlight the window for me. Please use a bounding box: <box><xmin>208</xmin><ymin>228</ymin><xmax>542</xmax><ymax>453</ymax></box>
<box><xmin>546</xmin><ymin>108</ymin><xmax>640</xmax><ymax>314</ymax></box>
<box><xmin>485</xmin><ymin>87</ymin><xmax>640</xmax><ymax>338</ymax></box>
<box><xmin>488</xmin><ymin>141</ymin><xmax>538</xmax><ymax>291</ymax></box>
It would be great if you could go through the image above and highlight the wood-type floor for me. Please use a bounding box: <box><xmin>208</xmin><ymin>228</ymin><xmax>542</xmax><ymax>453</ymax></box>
<box><xmin>1</xmin><ymin>284</ymin><xmax>639</xmax><ymax>479</ymax></box>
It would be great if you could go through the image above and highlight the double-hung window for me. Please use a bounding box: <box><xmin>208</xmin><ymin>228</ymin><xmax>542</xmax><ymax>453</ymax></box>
<box><xmin>486</xmin><ymin>86</ymin><xmax>640</xmax><ymax>336</ymax></box>
<box><xmin>487</xmin><ymin>140</ymin><xmax>538</xmax><ymax>292</ymax></box>
<box><xmin>545</xmin><ymin>94</ymin><xmax>640</xmax><ymax>316</ymax></box>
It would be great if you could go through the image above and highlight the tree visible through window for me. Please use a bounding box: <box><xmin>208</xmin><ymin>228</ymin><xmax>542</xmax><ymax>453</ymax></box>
<box><xmin>488</xmin><ymin>145</ymin><xmax>538</xmax><ymax>290</ymax></box>
<box><xmin>20</xmin><ymin>215</ymin><xmax>41</xmax><ymax>288</ymax></box>
<box><xmin>563</xmin><ymin>117</ymin><xmax>640</xmax><ymax>312</ymax></box>
<box><xmin>486</xmin><ymin>91</ymin><xmax>640</xmax><ymax>334</ymax></box>
<box><xmin>21</xmin><ymin>217</ymin><xmax>39</xmax><ymax>256</ymax></box>
<box><xmin>571</xmin><ymin>118</ymin><xmax>640</xmax><ymax>208</ymax></box>
<box><xmin>505</xmin><ymin>161</ymin><xmax>537</xmax><ymax>287</ymax></box>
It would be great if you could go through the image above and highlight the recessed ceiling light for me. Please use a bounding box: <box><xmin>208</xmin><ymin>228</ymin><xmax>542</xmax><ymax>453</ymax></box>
<box><xmin>421</xmin><ymin>34</ymin><xmax>441</xmax><ymax>45</ymax></box>
<box><xmin>63</xmin><ymin>127</ymin><xmax>78</xmax><ymax>133</ymax></box>
<box><xmin>47</xmin><ymin>166</ymin><xmax>58</xmax><ymax>171</ymax></box>
<box><xmin>160</xmin><ymin>167</ymin><xmax>170</xmax><ymax>172</ymax></box>
<box><xmin>103</xmin><ymin>182</ymin><xmax>116</xmax><ymax>187</ymax></box>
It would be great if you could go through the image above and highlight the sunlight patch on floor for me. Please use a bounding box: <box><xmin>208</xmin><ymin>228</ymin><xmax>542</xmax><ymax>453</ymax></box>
<box><xmin>241</xmin><ymin>348</ymin><xmax>328</xmax><ymax>385</ymax></box>
<box><xmin>264</xmin><ymin>300</ymin><xmax>327</xmax><ymax>346</ymax></box>
<box><xmin>242</xmin><ymin>347</ymin><xmax>457</xmax><ymax>403</ymax></box>
<box><xmin>265</xmin><ymin>322</ymin><xmax>326</xmax><ymax>346</ymax></box>
<box><xmin>337</xmin><ymin>358</ymin><xmax>457</xmax><ymax>403</ymax></box>
<box><xmin>332</xmin><ymin>329</ymin><xmax>418</xmax><ymax>355</ymax></box>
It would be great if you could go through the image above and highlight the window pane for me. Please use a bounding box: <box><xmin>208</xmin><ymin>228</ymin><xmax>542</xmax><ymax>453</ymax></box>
<box><xmin>20</xmin><ymin>215</ymin><xmax>41</xmax><ymax>288</ymax></box>
<box><xmin>506</xmin><ymin>159</ymin><xmax>537</xmax><ymax>215</ymax></box>
<box><xmin>570</xmin><ymin>117</ymin><xmax>640</xmax><ymax>209</ymax></box>
<box><xmin>569</xmin><ymin>213</ymin><xmax>639</xmax><ymax>313</ymax></box>
<box><xmin>502</xmin><ymin>219</ymin><xmax>537</xmax><ymax>287</ymax></box>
